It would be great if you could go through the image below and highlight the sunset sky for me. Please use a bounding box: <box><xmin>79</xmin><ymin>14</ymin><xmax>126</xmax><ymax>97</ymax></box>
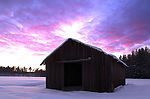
<box><xmin>0</xmin><ymin>0</ymin><xmax>150</xmax><ymax>69</ymax></box>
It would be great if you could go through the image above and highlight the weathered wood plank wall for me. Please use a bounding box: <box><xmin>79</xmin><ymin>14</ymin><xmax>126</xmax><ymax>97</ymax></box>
<box><xmin>45</xmin><ymin>39</ymin><xmax>125</xmax><ymax>92</ymax></box>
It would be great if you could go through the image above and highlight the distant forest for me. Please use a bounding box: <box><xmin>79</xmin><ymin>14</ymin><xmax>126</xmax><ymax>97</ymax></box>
<box><xmin>1</xmin><ymin>47</ymin><xmax>150</xmax><ymax>78</ymax></box>
<box><xmin>0</xmin><ymin>66</ymin><xmax>45</xmax><ymax>77</ymax></box>
<box><xmin>120</xmin><ymin>47</ymin><xmax>150</xmax><ymax>78</ymax></box>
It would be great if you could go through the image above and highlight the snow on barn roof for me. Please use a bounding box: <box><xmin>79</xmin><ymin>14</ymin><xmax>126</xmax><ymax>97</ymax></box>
<box><xmin>41</xmin><ymin>38</ymin><xmax>127</xmax><ymax>67</ymax></box>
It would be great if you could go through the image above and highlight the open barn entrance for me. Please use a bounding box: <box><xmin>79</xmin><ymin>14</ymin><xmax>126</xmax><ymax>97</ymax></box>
<box><xmin>64</xmin><ymin>62</ymin><xmax>82</xmax><ymax>90</ymax></box>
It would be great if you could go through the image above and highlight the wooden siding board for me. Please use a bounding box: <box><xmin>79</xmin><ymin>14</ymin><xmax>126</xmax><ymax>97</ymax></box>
<box><xmin>98</xmin><ymin>53</ymin><xmax>103</xmax><ymax>91</ymax></box>
<box><xmin>102</xmin><ymin>53</ymin><xmax>106</xmax><ymax>91</ymax></box>
<box><xmin>105</xmin><ymin>55</ymin><xmax>114</xmax><ymax>92</ymax></box>
<box><xmin>102</xmin><ymin>54</ymin><xmax>106</xmax><ymax>91</ymax></box>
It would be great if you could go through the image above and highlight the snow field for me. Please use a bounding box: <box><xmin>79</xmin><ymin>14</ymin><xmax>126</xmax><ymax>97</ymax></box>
<box><xmin>0</xmin><ymin>77</ymin><xmax>150</xmax><ymax>99</ymax></box>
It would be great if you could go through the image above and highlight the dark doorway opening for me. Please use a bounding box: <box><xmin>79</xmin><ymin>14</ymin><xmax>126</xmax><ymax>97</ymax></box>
<box><xmin>64</xmin><ymin>62</ymin><xmax>82</xmax><ymax>90</ymax></box>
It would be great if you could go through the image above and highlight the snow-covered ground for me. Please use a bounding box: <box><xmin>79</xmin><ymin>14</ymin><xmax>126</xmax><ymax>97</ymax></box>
<box><xmin>0</xmin><ymin>77</ymin><xmax>150</xmax><ymax>99</ymax></box>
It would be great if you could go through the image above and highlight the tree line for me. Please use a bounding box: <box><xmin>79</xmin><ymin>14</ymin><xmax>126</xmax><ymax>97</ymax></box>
<box><xmin>119</xmin><ymin>47</ymin><xmax>150</xmax><ymax>78</ymax></box>
<box><xmin>0</xmin><ymin>66</ymin><xmax>45</xmax><ymax>77</ymax></box>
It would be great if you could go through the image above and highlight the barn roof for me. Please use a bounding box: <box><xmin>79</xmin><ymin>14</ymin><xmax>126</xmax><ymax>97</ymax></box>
<box><xmin>40</xmin><ymin>38</ymin><xmax>128</xmax><ymax>67</ymax></box>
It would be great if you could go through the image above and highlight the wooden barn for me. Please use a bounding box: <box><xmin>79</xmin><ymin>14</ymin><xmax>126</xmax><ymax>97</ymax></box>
<box><xmin>40</xmin><ymin>38</ymin><xmax>127</xmax><ymax>92</ymax></box>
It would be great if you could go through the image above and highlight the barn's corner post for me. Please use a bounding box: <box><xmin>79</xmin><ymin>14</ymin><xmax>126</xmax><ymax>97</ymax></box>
<box><xmin>106</xmin><ymin>55</ymin><xmax>114</xmax><ymax>92</ymax></box>
<box><xmin>45</xmin><ymin>63</ymin><xmax>48</xmax><ymax>88</ymax></box>
<box><xmin>122</xmin><ymin>65</ymin><xmax>126</xmax><ymax>86</ymax></box>
<box><xmin>44</xmin><ymin>62</ymin><xmax>49</xmax><ymax>89</ymax></box>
